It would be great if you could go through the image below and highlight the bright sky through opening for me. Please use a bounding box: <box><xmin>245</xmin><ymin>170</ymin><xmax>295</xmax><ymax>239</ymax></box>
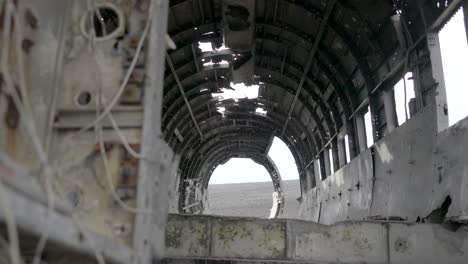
<box><xmin>439</xmin><ymin>8</ymin><xmax>468</xmax><ymax>126</ymax></box>
<box><xmin>212</xmin><ymin>82</ymin><xmax>259</xmax><ymax>102</ymax></box>
<box><xmin>209</xmin><ymin>137</ymin><xmax>299</xmax><ymax>184</ymax></box>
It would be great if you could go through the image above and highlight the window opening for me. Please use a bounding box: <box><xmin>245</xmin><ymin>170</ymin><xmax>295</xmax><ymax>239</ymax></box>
<box><xmin>439</xmin><ymin>8</ymin><xmax>468</xmax><ymax>126</ymax></box>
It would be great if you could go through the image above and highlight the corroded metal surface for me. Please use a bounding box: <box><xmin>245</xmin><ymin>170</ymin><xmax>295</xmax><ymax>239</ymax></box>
<box><xmin>165</xmin><ymin>214</ymin><xmax>468</xmax><ymax>263</ymax></box>
<box><xmin>165</xmin><ymin>214</ymin><xmax>210</xmax><ymax>257</ymax></box>
<box><xmin>210</xmin><ymin>217</ymin><xmax>285</xmax><ymax>259</ymax></box>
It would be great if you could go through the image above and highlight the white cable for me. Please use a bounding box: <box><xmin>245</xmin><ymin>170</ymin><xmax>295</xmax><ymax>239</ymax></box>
<box><xmin>107</xmin><ymin>112</ymin><xmax>143</xmax><ymax>159</ymax></box>
<box><xmin>86</xmin><ymin>1</ymin><xmax>152</xmax><ymax>216</ymax></box>
<box><xmin>97</xmin><ymin>121</ymin><xmax>153</xmax><ymax>215</ymax></box>
<box><xmin>93</xmin><ymin>52</ymin><xmax>151</xmax><ymax>215</ymax></box>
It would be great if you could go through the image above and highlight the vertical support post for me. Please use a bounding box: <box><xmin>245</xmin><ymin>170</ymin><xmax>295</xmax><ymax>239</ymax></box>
<box><xmin>337</xmin><ymin>137</ymin><xmax>346</xmax><ymax>167</ymax></box>
<box><xmin>319</xmin><ymin>154</ymin><xmax>327</xmax><ymax>180</ymax></box>
<box><xmin>323</xmin><ymin>151</ymin><xmax>331</xmax><ymax>178</ymax></box>
<box><xmin>346</xmin><ymin>121</ymin><xmax>358</xmax><ymax>159</ymax></box>
<box><xmin>307</xmin><ymin>164</ymin><xmax>316</xmax><ymax>189</ymax></box>
<box><xmin>355</xmin><ymin>114</ymin><xmax>367</xmax><ymax>152</ymax></box>
<box><xmin>313</xmin><ymin>159</ymin><xmax>322</xmax><ymax>188</ymax></box>
<box><xmin>369</xmin><ymin>96</ymin><xmax>381</xmax><ymax>142</ymax></box>
<box><xmin>427</xmin><ymin>33</ymin><xmax>449</xmax><ymax>132</ymax></box>
<box><xmin>133</xmin><ymin>1</ymin><xmax>171</xmax><ymax>264</ymax></box>
<box><xmin>383</xmin><ymin>88</ymin><xmax>398</xmax><ymax>132</ymax></box>
<box><xmin>331</xmin><ymin>140</ymin><xmax>340</xmax><ymax>172</ymax></box>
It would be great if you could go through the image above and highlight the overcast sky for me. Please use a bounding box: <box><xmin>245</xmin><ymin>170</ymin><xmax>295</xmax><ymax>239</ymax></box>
<box><xmin>209</xmin><ymin>8</ymin><xmax>468</xmax><ymax>186</ymax></box>
<box><xmin>209</xmin><ymin>137</ymin><xmax>299</xmax><ymax>184</ymax></box>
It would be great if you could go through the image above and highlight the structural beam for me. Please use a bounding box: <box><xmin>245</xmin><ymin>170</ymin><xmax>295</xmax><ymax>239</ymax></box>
<box><xmin>430</xmin><ymin>0</ymin><xmax>463</xmax><ymax>31</ymax></box>
<box><xmin>427</xmin><ymin>33</ymin><xmax>449</xmax><ymax>133</ymax></box>
<box><xmin>133</xmin><ymin>1</ymin><xmax>175</xmax><ymax>264</ymax></box>
<box><xmin>280</xmin><ymin>46</ymin><xmax>287</xmax><ymax>75</ymax></box>
<box><xmin>280</xmin><ymin>0</ymin><xmax>337</xmax><ymax>136</ymax></box>
<box><xmin>191</xmin><ymin>44</ymin><xmax>200</xmax><ymax>72</ymax></box>
<box><xmin>166</xmin><ymin>54</ymin><xmax>204</xmax><ymax>139</ymax></box>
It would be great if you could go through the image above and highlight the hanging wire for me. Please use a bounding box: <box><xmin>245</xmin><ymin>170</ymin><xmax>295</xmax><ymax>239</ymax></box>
<box><xmin>90</xmin><ymin>26</ymin><xmax>153</xmax><ymax>215</ymax></box>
